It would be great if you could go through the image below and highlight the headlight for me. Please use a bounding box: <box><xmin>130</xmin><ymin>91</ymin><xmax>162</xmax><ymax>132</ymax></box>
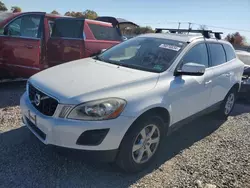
<box><xmin>67</xmin><ymin>98</ymin><xmax>126</xmax><ymax>121</ymax></box>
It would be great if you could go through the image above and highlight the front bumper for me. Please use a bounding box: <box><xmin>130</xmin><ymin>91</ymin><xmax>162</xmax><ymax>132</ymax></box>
<box><xmin>20</xmin><ymin>92</ymin><xmax>136</xmax><ymax>152</ymax></box>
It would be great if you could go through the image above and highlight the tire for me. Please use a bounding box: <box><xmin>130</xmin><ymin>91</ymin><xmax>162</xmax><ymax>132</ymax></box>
<box><xmin>217</xmin><ymin>88</ymin><xmax>237</xmax><ymax>119</ymax></box>
<box><xmin>116</xmin><ymin>114</ymin><xmax>166</xmax><ymax>173</ymax></box>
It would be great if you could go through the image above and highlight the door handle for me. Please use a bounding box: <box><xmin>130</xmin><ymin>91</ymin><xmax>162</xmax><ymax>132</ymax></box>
<box><xmin>224</xmin><ymin>73</ymin><xmax>232</xmax><ymax>77</ymax></box>
<box><xmin>24</xmin><ymin>44</ymin><xmax>33</xmax><ymax>49</ymax></box>
<box><xmin>205</xmin><ymin>80</ymin><xmax>212</xmax><ymax>85</ymax></box>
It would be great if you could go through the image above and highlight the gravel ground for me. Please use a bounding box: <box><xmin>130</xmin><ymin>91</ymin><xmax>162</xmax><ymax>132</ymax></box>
<box><xmin>0</xmin><ymin>82</ymin><xmax>250</xmax><ymax>188</ymax></box>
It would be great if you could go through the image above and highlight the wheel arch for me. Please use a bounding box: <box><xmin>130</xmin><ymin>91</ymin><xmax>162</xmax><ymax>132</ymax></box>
<box><xmin>124</xmin><ymin>107</ymin><xmax>171</xmax><ymax>139</ymax></box>
<box><xmin>232</xmin><ymin>82</ymin><xmax>240</xmax><ymax>92</ymax></box>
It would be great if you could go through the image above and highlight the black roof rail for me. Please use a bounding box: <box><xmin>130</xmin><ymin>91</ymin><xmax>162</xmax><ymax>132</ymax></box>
<box><xmin>211</xmin><ymin>31</ymin><xmax>223</xmax><ymax>40</ymax></box>
<box><xmin>155</xmin><ymin>28</ymin><xmax>223</xmax><ymax>40</ymax></box>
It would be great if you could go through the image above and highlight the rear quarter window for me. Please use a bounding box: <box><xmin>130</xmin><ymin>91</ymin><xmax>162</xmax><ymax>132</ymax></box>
<box><xmin>223</xmin><ymin>44</ymin><xmax>236</xmax><ymax>61</ymax></box>
<box><xmin>208</xmin><ymin>43</ymin><xmax>227</xmax><ymax>66</ymax></box>
<box><xmin>88</xmin><ymin>23</ymin><xmax>122</xmax><ymax>41</ymax></box>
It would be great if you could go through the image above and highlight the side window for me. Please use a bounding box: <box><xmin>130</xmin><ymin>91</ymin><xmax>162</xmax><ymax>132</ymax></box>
<box><xmin>223</xmin><ymin>44</ymin><xmax>236</xmax><ymax>61</ymax></box>
<box><xmin>0</xmin><ymin>27</ymin><xmax>4</xmax><ymax>35</ymax></box>
<box><xmin>180</xmin><ymin>43</ymin><xmax>209</xmax><ymax>68</ymax></box>
<box><xmin>51</xmin><ymin>19</ymin><xmax>84</xmax><ymax>38</ymax></box>
<box><xmin>88</xmin><ymin>23</ymin><xmax>122</xmax><ymax>41</ymax></box>
<box><xmin>6</xmin><ymin>15</ymin><xmax>41</xmax><ymax>38</ymax></box>
<box><xmin>208</xmin><ymin>43</ymin><xmax>226</xmax><ymax>66</ymax></box>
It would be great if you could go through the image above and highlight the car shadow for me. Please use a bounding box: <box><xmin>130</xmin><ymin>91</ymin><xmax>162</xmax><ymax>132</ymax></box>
<box><xmin>0</xmin><ymin>82</ymin><xmax>26</xmax><ymax>108</ymax></box>
<box><xmin>231</xmin><ymin>100</ymin><xmax>250</xmax><ymax>116</ymax></box>
<box><xmin>0</xmin><ymin>113</ymin><xmax>225</xmax><ymax>188</ymax></box>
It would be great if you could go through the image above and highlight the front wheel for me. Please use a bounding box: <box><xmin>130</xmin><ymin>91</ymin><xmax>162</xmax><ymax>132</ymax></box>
<box><xmin>116</xmin><ymin>115</ymin><xmax>166</xmax><ymax>173</ymax></box>
<box><xmin>217</xmin><ymin>88</ymin><xmax>237</xmax><ymax>119</ymax></box>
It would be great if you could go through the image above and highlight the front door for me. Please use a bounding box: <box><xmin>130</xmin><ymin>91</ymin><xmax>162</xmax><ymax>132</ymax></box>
<box><xmin>168</xmin><ymin>42</ymin><xmax>213</xmax><ymax>124</ymax></box>
<box><xmin>47</xmin><ymin>18</ymin><xmax>85</xmax><ymax>67</ymax></box>
<box><xmin>2</xmin><ymin>13</ymin><xmax>45</xmax><ymax>78</ymax></box>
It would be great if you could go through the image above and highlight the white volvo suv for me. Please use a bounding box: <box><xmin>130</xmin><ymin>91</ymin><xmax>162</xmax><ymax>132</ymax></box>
<box><xmin>20</xmin><ymin>31</ymin><xmax>244</xmax><ymax>172</ymax></box>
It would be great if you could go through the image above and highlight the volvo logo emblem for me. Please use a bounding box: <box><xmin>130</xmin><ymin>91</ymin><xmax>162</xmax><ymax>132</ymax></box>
<box><xmin>34</xmin><ymin>93</ymin><xmax>41</xmax><ymax>106</ymax></box>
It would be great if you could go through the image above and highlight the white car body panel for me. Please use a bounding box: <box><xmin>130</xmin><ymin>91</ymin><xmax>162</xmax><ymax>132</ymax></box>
<box><xmin>30</xmin><ymin>58</ymin><xmax>159</xmax><ymax>104</ymax></box>
<box><xmin>20</xmin><ymin>34</ymin><xmax>245</xmax><ymax>152</ymax></box>
<box><xmin>208</xmin><ymin>59</ymin><xmax>244</xmax><ymax>105</ymax></box>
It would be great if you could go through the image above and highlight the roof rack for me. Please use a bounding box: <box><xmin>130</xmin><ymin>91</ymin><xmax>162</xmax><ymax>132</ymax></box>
<box><xmin>155</xmin><ymin>28</ymin><xmax>223</xmax><ymax>40</ymax></box>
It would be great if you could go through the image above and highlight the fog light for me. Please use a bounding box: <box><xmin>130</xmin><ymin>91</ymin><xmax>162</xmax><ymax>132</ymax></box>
<box><xmin>76</xmin><ymin>129</ymin><xmax>109</xmax><ymax>146</ymax></box>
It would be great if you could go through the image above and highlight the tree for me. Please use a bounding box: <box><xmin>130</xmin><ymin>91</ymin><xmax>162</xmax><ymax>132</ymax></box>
<box><xmin>11</xmin><ymin>6</ymin><xmax>21</xmax><ymax>13</ymax></box>
<box><xmin>225</xmin><ymin>32</ymin><xmax>246</xmax><ymax>46</ymax></box>
<box><xmin>64</xmin><ymin>11</ymin><xmax>71</xmax><ymax>16</ymax></box>
<box><xmin>0</xmin><ymin>1</ymin><xmax>7</xmax><ymax>11</ymax></box>
<box><xmin>133</xmin><ymin>26</ymin><xmax>154</xmax><ymax>35</ymax></box>
<box><xmin>82</xmin><ymin>9</ymin><xmax>98</xmax><ymax>20</ymax></box>
<box><xmin>198</xmin><ymin>25</ymin><xmax>208</xmax><ymax>30</ymax></box>
<box><xmin>51</xmin><ymin>10</ymin><xmax>59</xmax><ymax>15</ymax></box>
<box><xmin>75</xmin><ymin>12</ymin><xmax>84</xmax><ymax>18</ymax></box>
<box><xmin>64</xmin><ymin>11</ymin><xmax>84</xmax><ymax>18</ymax></box>
<box><xmin>64</xmin><ymin>10</ymin><xmax>98</xmax><ymax>19</ymax></box>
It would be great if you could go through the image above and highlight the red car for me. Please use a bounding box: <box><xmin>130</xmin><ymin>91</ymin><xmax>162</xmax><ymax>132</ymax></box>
<box><xmin>0</xmin><ymin>12</ymin><xmax>122</xmax><ymax>79</ymax></box>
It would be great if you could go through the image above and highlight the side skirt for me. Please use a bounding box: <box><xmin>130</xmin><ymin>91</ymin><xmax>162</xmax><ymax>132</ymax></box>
<box><xmin>168</xmin><ymin>101</ymin><xmax>222</xmax><ymax>135</ymax></box>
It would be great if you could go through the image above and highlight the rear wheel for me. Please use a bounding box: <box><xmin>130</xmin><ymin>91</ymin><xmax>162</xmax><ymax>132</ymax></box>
<box><xmin>116</xmin><ymin>115</ymin><xmax>166</xmax><ymax>173</ymax></box>
<box><xmin>217</xmin><ymin>88</ymin><xmax>237</xmax><ymax>119</ymax></box>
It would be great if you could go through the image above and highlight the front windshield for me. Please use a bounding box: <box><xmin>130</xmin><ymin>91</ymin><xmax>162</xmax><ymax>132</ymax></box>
<box><xmin>97</xmin><ymin>37</ymin><xmax>185</xmax><ymax>73</ymax></box>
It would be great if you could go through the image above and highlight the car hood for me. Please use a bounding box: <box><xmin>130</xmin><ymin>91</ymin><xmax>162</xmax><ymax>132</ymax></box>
<box><xmin>29</xmin><ymin>58</ymin><xmax>159</xmax><ymax>104</ymax></box>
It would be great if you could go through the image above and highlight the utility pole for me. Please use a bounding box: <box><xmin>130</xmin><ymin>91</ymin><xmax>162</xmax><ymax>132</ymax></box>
<box><xmin>188</xmin><ymin>22</ymin><xmax>192</xmax><ymax>33</ymax></box>
<box><xmin>177</xmin><ymin>22</ymin><xmax>181</xmax><ymax>33</ymax></box>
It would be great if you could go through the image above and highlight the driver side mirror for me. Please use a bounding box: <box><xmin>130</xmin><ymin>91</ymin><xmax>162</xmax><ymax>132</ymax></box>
<box><xmin>175</xmin><ymin>62</ymin><xmax>205</xmax><ymax>76</ymax></box>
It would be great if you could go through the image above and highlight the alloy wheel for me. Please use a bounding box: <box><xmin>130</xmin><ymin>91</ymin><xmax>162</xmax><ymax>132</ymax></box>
<box><xmin>132</xmin><ymin>124</ymin><xmax>160</xmax><ymax>164</ymax></box>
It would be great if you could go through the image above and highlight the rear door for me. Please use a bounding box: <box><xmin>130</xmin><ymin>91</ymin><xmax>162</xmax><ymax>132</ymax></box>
<box><xmin>207</xmin><ymin>43</ymin><xmax>233</xmax><ymax>105</ymax></box>
<box><xmin>84</xmin><ymin>21</ymin><xmax>122</xmax><ymax>57</ymax></box>
<box><xmin>47</xmin><ymin>18</ymin><xmax>85</xmax><ymax>67</ymax></box>
<box><xmin>0</xmin><ymin>13</ymin><xmax>45</xmax><ymax>78</ymax></box>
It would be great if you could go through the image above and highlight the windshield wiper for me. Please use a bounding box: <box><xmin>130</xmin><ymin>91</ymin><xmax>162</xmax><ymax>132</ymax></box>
<box><xmin>93</xmin><ymin>55</ymin><xmax>101</xmax><ymax>61</ymax></box>
<box><xmin>118</xmin><ymin>63</ymin><xmax>160</xmax><ymax>73</ymax></box>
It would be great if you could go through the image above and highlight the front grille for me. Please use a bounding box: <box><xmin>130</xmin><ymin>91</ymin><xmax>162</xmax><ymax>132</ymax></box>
<box><xmin>28</xmin><ymin>84</ymin><xmax>58</xmax><ymax>116</ymax></box>
<box><xmin>25</xmin><ymin>117</ymin><xmax>46</xmax><ymax>140</ymax></box>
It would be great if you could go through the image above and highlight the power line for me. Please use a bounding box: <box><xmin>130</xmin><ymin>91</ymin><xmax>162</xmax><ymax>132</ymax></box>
<box><xmin>192</xmin><ymin>22</ymin><xmax>250</xmax><ymax>33</ymax></box>
<box><xmin>137</xmin><ymin>21</ymin><xmax>250</xmax><ymax>33</ymax></box>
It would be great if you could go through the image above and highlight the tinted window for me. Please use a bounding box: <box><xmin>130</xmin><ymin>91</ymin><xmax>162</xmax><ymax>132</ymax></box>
<box><xmin>208</xmin><ymin>43</ymin><xmax>226</xmax><ymax>66</ymax></box>
<box><xmin>51</xmin><ymin>19</ymin><xmax>83</xmax><ymax>38</ymax></box>
<box><xmin>6</xmin><ymin>15</ymin><xmax>41</xmax><ymax>38</ymax></box>
<box><xmin>88</xmin><ymin>23</ymin><xmax>122</xmax><ymax>41</ymax></box>
<box><xmin>223</xmin><ymin>44</ymin><xmax>236</xmax><ymax>61</ymax></box>
<box><xmin>181</xmin><ymin>43</ymin><xmax>209</xmax><ymax>68</ymax></box>
<box><xmin>97</xmin><ymin>37</ymin><xmax>184</xmax><ymax>73</ymax></box>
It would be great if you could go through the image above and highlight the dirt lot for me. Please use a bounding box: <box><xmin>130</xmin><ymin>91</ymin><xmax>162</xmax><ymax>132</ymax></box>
<box><xmin>0</xmin><ymin>82</ymin><xmax>250</xmax><ymax>188</ymax></box>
